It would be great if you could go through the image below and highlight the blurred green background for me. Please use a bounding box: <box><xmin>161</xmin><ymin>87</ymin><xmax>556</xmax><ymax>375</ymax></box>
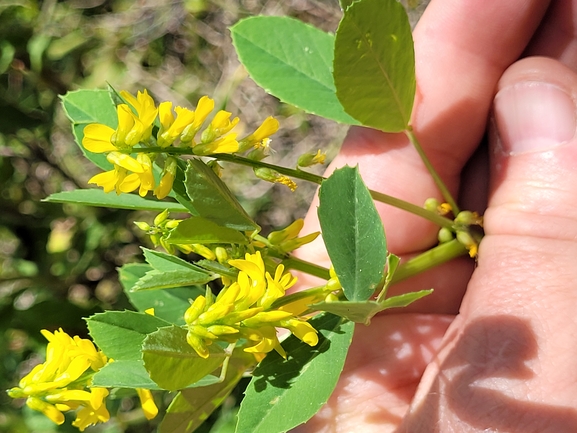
<box><xmin>0</xmin><ymin>1</ymin><xmax>346</xmax><ymax>432</ymax></box>
<box><xmin>0</xmin><ymin>0</ymin><xmax>429</xmax><ymax>430</ymax></box>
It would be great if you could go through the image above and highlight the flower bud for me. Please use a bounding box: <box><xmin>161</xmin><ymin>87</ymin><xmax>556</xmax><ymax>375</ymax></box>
<box><xmin>437</xmin><ymin>227</ymin><xmax>454</xmax><ymax>243</ymax></box>
<box><xmin>423</xmin><ymin>197</ymin><xmax>440</xmax><ymax>212</ymax></box>
<box><xmin>297</xmin><ymin>150</ymin><xmax>326</xmax><ymax>167</ymax></box>
<box><xmin>254</xmin><ymin>167</ymin><xmax>297</xmax><ymax>191</ymax></box>
<box><xmin>134</xmin><ymin>221</ymin><xmax>151</xmax><ymax>232</ymax></box>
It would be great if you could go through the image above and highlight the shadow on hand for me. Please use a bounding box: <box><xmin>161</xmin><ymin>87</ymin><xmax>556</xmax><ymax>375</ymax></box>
<box><xmin>405</xmin><ymin>315</ymin><xmax>577</xmax><ymax>433</ymax></box>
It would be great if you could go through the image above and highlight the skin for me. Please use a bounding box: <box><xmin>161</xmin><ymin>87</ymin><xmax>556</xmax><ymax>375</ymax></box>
<box><xmin>293</xmin><ymin>1</ymin><xmax>577</xmax><ymax>431</ymax></box>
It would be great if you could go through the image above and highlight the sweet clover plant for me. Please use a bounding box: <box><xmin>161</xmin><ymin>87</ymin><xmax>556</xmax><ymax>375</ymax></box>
<box><xmin>7</xmin><ymin>0</ymin><xmax>482</xmax><ymax>431</ymax></box>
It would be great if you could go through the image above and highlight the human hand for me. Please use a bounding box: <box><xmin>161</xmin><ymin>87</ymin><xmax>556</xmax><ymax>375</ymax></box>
<box><xmin>294</xmin><ymin>1</ymin><xmax>577</xmax><ymax>431</ymax></box>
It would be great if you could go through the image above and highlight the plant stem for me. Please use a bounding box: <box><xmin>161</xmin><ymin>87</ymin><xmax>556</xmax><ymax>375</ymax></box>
<box><xmin>405</xmin><ymin>127</ymin><xmax>460</xmax><ymax>214</ymax></box>
<box><xmin>390</xmin><ymin>239</ymin><xmax>467</xmax><ymax>284</ymax></box>
<box><xmin>281</xmin><ymin>257</ymin><xmax>331</xmax><ymax>280</ymax></box>
<box><xmin>143</xmin><ymin>148</ymin><xmax>454</xmax><ymax>228</ymax></box>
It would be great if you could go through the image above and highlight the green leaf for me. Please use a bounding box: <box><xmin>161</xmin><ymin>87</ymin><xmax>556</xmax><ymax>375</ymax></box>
<box><xmin>333</xmin><ymin>0</ymin><xmax>415</xmax><ymax>131</ymax></box>
<box><xmin>160</xmin><ymin>351</ymin><xmax>254</xmax><ymax>433</ymax></box>
<box><xmin>119</xmin><ymin>264</ymin><xmax>203</xmax><ymax>324</ymax></box>
<box><xmin>132</xmin><ymin>269</ymin><xmax>217</xmax><ymax>291</ymax></box>
<box><xmin>166</xmin><ymin>216</ymin><xmax>248</xmax><ymax>245</ymax></box>
<box><xmin>185</xmin><ymin>159</ymin><xmax>258</xmax><ymax>231</ymax></box>
<box><xmin>142</xmin><ymin>248</ymin><xmax>209</xmax><ymax>274</ymax></box>
<box><xmin>92</xmin><ymin>360</ymin><xmax>162</xmax><ymax>390</ymax></box>
<box><xmin>313</xmin><ymin>289</ymin><xmax>433</xmax><ymax>324</ymax></box>
<box><xmin>87</xmin><ymin>310</ymin><xmax>171</xmax><ymax>361</ymax></box>
<box><xmin>43</xmin><ymin>189</ymin><xmax>187</xmax><ymax>212</ymax></box>
<box><xmin>142</xmin><ymin>325</ymin><xmax>226</xmax><ymax>391</ymax></box>
<box><xmin>172</xmin><ymin>158</ymin><xmax>199</xmax><ymax>215</ymax></box>
<box><xmin>60</xmin><ymin>89</ymin><xmax>117</xmax><ymax>170</ymax></box>
<box><xmin>231</xmin><ymin>16</ymin><xmax>360</xmax><ymax>125</ymax></box>
<box><xmin>93</xmin><ymin>360</ymin><xmax>222</xmax><ymax>390</ymax></box>
<box><xmin>236</xmin><ymin>314</ymin><xmax>354</xmax><ymax>433</ymax></box>
<box><xmin>130</xmin><ymin>248</ymin><xmax>218</xmax><ymax>291</ymax></box>
<box><xmin>318</xmin><ymin>166</ymin><xmax>387</xmax><ymax>301</ymax></box>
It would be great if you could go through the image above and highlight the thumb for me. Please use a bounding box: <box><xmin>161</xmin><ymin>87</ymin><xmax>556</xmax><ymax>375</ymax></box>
<box><xmin>405</xmin><ymin>56</ymin><xmax>577</xmax><ymax>431</ymax></box>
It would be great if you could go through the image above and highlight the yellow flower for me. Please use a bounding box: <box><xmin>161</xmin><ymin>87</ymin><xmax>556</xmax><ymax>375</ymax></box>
<box><xmin>82</xmin><ymin>124</ymin><xmax>117</xmax><ymax>153</ymax></box>
<box><xmin>201</xmin><ymin>110</ymin><xmax>239</xmax><ymax>143</ymax></box>
<box><xmin>281</xmin><ymin>318</ymin><xmax>319</xmax><ymax>346</ymax></box>
<box><xmin>154</xmin><ymin>156</ymin><xmax>177</xmax><ymax>199</ymax></box>
<box><xmin>193</xmin><ymin>133</ymin><xmax>239</xmax><ymax>156</ymax></box>
<box><xmin>157</xmin><ymin>101</ymin><xmax>195</xmax><ymax>147</ymax></box>
<box><xmin>82</xmin><ymin>90</ymin><xmax>157</xmax><ymax>154</ymax></box>
<box><xmin>181</xmin><ymin>96</ymin><xmax>215</xmax><ymax>143</ymax></box>
<box><xmin>7</xmin><ymin>329</ymin><xmax>110</xmax><ymax>431</ymax></box>
<box><xmin>238</xmin><ymin>116</ymin><xmax>279</xmax><ymax>152</ymax></box>
<box><xmin>136</xmin><ymin>388</ymin><xmax>158</xmax><ymax>420</ymax></box>
<box><xmin>297</xmin><ymin>149</ymin><xmax>326</xmax><ymax>167</ymax></box>
<box><xmin>120</xmin><ymin>89</ymin><xmax>158</xmax><ymax>140</ymax></box>
<box><xmin>183</xmin><ymin>252</ymin><xmax>318</xmax><ymax>360</ymax></box>
<box><xmin>88</xmin><ymin>152</ymin><xmax>148</xmax><ymax>195</ymax></box>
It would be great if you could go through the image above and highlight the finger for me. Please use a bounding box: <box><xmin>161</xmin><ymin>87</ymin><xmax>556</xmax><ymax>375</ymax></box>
<box><xmin>525</xmin><ymin>0</ymin><xmax>577</xmax><ymax>70</ymax></box>
<box><xmin>297</xmin><ymin>0</ymin><xmax>549</xmax><ymax>310</ymax></box>
<box><xmin>293</xmin><ymin>314</ymin><xmax>453</xmax><ymax>433</ymax></box>
<box><xmin>404</xmin><ymin>57</ymin><xmax>577</xmax><ymax>431</ymax></box>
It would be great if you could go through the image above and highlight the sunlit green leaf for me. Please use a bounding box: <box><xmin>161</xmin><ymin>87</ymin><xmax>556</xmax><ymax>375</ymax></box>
<box><xmin>92</xmin><ymin>360</ymin><xmax>162</xmax><ymax>390</ymax></box>
<box><xmin>334</xmin><ymin>0</ymin><xmax>415</xmax><ymax>131</ymax></box>
<box><xmin>132</xmin><ymin>269</ymin><xmax>218</xmax><ymax>291</ymax></box>
<box><xmin>142</xmin><ymin>326</ymin><xmax>226</xmax><ymax>391</ymax></box>
<box><xmin>236</xmin><ymin>314</ymin><xmax>354</xmax><ymax>433</ymax></box>
<box><xmin>130</xmin><ymin>248</ymin><xmax>218</xmax><ymax>291</ymax></box>
<box><xmin>119</xmin><ymin>264</ymin><xmax>202</xmax><ymax>325</ymax></box>
<box><xmin>87</xmin><ymin>310</ymin><xmax>171</xmax><ymax>360</ymax></box>
<box><xmin>93</xmin><ymin>360</ymin><xmax>222</xmax><ymax>390</ymax></box>
<box><xmin>231</xmin><ymin>16</ymin><xmax>360</xmax><ymax>125</ymax></box>
<box><xmin>185</xmin><ymin>159</ymin><xmax>258</xmax><ymax>231</ymax></box>
<box><xmin>166</xmin><ymin>216</ymin><xmax>248</xmax><ymax>245</ymax></box>
<box><xmin>318</xmin><ymin>166</ymin><xmax>387</xmax><ymax>301</ymax></box>
<box><xmin>142</xmin><ymin>247</ymin><xmax>209</xmax><ymax>274</ymax></box>
<box><xmin>44</xmin><ymin>189</ymin><xmax>187</xmax><ymax>211</ymax></box>
<box><xmin>160</xmin><ymin>351</ymin><xmax>254</xmax><ymax>433</ymax></box>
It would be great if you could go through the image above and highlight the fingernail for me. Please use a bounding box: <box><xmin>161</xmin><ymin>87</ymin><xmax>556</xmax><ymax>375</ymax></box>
<box><xmin>494</xmin><ymin>82</ymin><xmax>576</xmax><ymax>155</ymax></box>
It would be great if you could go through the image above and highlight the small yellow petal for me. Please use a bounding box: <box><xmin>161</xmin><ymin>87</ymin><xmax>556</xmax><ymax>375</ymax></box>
<box><xmin>106</xmin><ymin>152</ymin><xmax>144</xmax><ymax>173</ymax></box>
<box><xmin>82</xmin><ymin>124</ymin><xmax>117</xmax><ymax>153</ymax></box>
<box><xmin>88</xmin><ymin>170</ymin><xmax>118</xmax><ymax>193</ymax></box>
<box><xmin>136</xmin><ymin>388</ymin><xmax>158</xmax><ymax>420</ymax></box>
<box><xmin>26</xmin><ymin>397</ymin><xmax>65</xmax><ymax>425</ymax></box>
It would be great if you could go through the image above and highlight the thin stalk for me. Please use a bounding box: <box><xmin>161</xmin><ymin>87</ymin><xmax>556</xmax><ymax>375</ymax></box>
<box><xmin>405</xmin><ymin>127</ymin><xmax>460</xmax><ymax>214</ymax></box>
<box><xmin>142</xmin><ymin>148</ymin><xmax>454</xmax><ymax>228</ymax></box>
<box><xmin>390</xmin><ymin>239</ymin><xmax>467</xmax><ymax>284</ymax></box>
<box><xmin>281</xmin><ymin>257</ymin><xmax>331</xmax><ymax>280</ymax></box>
<box><xmin>270</xmin><ymin>285</ymin><xmax>328</xmax><ymax>310</ymax></box>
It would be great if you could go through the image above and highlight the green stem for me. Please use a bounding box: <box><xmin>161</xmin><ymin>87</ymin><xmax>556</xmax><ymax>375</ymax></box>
<box><xmin>390</xmin><ymin>239</ymin><xmax>467</xmax><ymax>284</ymax></box>
<box><xmin>270</xmin><ymin>285</ymin><xmax>328</xmax><ymax>310</ymax></box>
<box><xmin>281</xmin><ymin>257</ymin><xmax>330</xmax><ymax>280</ymax></box>
<box><xmin>142</xmin><ymin>148</ymin><xmax>454</xmax><ymax>228</ymax></box>
<box><xmin>405</xmin><ymin>127</ymin><xmax>460</xmax><ymax>214</ymax></box>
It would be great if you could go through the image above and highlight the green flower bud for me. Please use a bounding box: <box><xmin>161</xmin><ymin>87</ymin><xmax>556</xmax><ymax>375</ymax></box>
<box><xmin>134</xmin><ymin>221</ymin><xmax>151</xmax><ymax>232</ymax></box>
<box><xmin>437</xmin><ymin>227</ymin><xmax>455</xmax><ymax>243</ymax></box>
<box><xmin>424</xmin><ymin>197</ymin><xmax>440</xmax><ymax>212</ymax></box>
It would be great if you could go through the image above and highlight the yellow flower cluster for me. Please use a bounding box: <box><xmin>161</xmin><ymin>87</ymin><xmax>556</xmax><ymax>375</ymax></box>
<box><xmin>7</xmin><ymin>329</ymin><xmax>158</xmax><ymax>431</ymax></box>
<box><xmin>7</xmin><ymin>329</ymin><xmax>110</xmax><ymax>431</ymax></box>
<box><xmin>83</xmin><ymin>89</ymin><xmax>279</xmax><ymax>199</ymax></box>
<box><xmin>184</xmin><ymin>252</ymin><xmax>319</xmax><ymax>361</ymax></box>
